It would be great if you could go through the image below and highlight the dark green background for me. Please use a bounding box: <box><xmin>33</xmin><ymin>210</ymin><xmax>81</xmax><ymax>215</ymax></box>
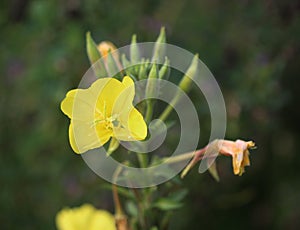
<box><xmin>1</xmin><ymin>0</ymin><xmax>300</xmax><ymax>229</ymax></box>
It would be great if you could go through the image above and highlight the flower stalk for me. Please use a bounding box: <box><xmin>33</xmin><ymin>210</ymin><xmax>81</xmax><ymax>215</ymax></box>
<box><xmin>159</xmin><ymin>54</ymin><xmax>199</xmax><ymax>122</ymax></box>
<box><xmin>112</xmin><ymin>167</ymin><xmax>129</xmax><ymax>230</ymax></box>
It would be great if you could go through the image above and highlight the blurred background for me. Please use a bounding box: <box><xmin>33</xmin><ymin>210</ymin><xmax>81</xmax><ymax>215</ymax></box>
<box><xmin>1</xmin><ymin>0</ymin><xmax>300</xmax><ymax>229</ymax></box>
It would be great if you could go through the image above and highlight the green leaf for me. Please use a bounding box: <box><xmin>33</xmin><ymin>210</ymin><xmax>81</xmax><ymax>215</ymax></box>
<box><xmin>86</xmin><ymin>31</ymin><xmax>101</xmax><ymax>63</ymax></box>
<box><xmin>86</xmin><ymin>31</ymin><xmax>107</xmax><ymax>77</ymax></box>
<box><xmin>208</xmin><ymin>161</ymin><xmax>220</xmax><ymax>182</ymax></box>
<box><xmin>153</xmin><ymin>198</ymin><xmax>183</xmax><ymax>211</ymax></box>
<box><xmin>125</xmin><ymin>201</ymin><xmax>138</xmax><ymax>217</ymax></box>
<box><xmin>169</xmin><ymin>189</ymin><xmax>188</xmax><ymax>202</ymax></box>
<box><xmin>150</xmin><ymin>227</ymin><xmax>159</xmax><ymax>230</ymax></box>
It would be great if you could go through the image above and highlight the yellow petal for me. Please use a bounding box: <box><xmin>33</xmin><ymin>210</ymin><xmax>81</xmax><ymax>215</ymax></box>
<box><xmin>111</xmin><ymin>76</ymin><xmax>135</xmax><ymax>115</ymax></box>
<box><xmin>61</xmin><ymin>89</ymin><xmax>97</xmax><ymax>121</ymax></box>
<box><xmin>122</xmin><ymin>76</ymin><xmax>134</xmax><ymax>88</ymax></box>
<box><xmin>128</xmin><ymin>107</ymin><xmax>147</xmax><ymax>139</ymax></box>
<box><xmin>232</xmin><ymin>151</ymin><xmax>243</xmax><ymax>175</ymax></box>
<box><xmin>56</xmin><ymin>204</ymin><xmax>95</xmax><ymax>230</ymax></box>
<box><xmin>95</xmin><ymin>123</ymin><xmax>112</xmax><ymax>146</ymax></box>
<box><xmin>116</xmin><ymin>107</ymin><xmax>147</xmax><ymax>141</ymax></box>
<box><xmin>232</xmin><ymin>154</ymin><xmax>239</xmax><ymax>175</ymax></box>
<box><xmin>90</xmin><ymin>210</ymin><xmax>116</xmax><ymax>230</ymax></box>
<box><xmin>95</xmin><ymin>78</ymin><xmax>125</xmax><ymax>116</ymax></box>
<box><xmin>69</xmin><ymin>123</ymin><xmax>80</xmax><ymax>154</ymax></box>
<box><xmin>243</xmin><ymin>150</ymin><xmax>251</xmax><ymax>166</ymax></box>
<box><xmin>69</xmin><ymin>122</ymin><xmax>111</xmax><ymax>154</ymax></box>
<box><xmin>56</xmin><ymin>204</ymin><xmax>116</xmax><ymax>230</ymax></box>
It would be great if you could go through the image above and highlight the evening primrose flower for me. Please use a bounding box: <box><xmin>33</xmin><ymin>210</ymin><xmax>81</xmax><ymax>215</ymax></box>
<box><xmin>60</xmin><ymin>76</ymin><xmax>147</xmax><ymax>154</ymax></box>
<box><xmin>56</xmin><ymin>204</ymin><xmax>116</xmax><ymax>230</ymax></box>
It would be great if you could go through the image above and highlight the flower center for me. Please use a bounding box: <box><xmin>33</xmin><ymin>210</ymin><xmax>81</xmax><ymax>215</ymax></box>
<box><xmin>94</xmin><ymin>114</ymin><xmax>120</xmax><ymax>131</ymax></box>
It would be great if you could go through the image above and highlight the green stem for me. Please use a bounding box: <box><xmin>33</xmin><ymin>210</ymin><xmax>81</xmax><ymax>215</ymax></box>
<box><xmin>162</xmin><ymin>150</ymin><xmax>195</xmax><ymax>164</ymax></box>
<box><xmin>112</xmin><ymin>166</ymin><xmax>124</xmax><ymax>216</ymax></box>
<box><xmin>137</xmin><ymin>153</ymin><xmax>148</xmax><ymax>168</ymax></box>
<box><xmin>131</xmin><ymin>188</ymin><xmax>147</xmax><ymax>229</ymax></box>
<box><xmin>139</xmin><ymin>99</ymin><xmax>154</xmax><ymax>168</ymax></box>
<box><xmin>145</xmin><ymin>100</ymin><xmax>154</xmax><ymax>124</ymax></box>
<box><xmin>158</xmin><ymin>94</ymin><xmax>180</xmax><ymax>122</ymax></box>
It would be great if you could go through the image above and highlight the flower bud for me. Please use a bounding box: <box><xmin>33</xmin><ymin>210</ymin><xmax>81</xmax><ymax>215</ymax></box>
<box><xmin>178</xmin><ymin>54</ymin><xmax>199</xmax><ymax>92</ymax></box>
<box><xmin>86</xmin><ymin>32</ymin><xmax>107</xmax><ymax>77</ymax></box>
<box><xmin>98</xmin><ymin>41</ymin><xmax>118</xmax><ymax>59</ymax></box>
<box><xmin>138</xmin><ymin>59</ymin><xmax>147</xmax><ymax>79</ymax></box>
<box><xmin>152</xmin><ymin>27</ymin><xmax>166</xmax><ymax>63</ymax></box>
<box><xmin>130</xmin><ymin>34</ymin><xmax>140</xmax><ymax>65</ymax></box>
<box><xmin>159</xmin><ymin>57</ymin><xmax>170</xmax><ymax>79</ymax></box>
<box><xmin>98</xmin><ymin>41</ymin><xmax>122</xmax><ymax>77</ymax></box>
<box><xmin>145</xmin><ymin>64</ymin><xmax>159</xmax><ymax>98</ymax></box>
<box><xmin>86</xmin><ymin>31</ymin><xmax>101</xmax><ymax>64</ymax></box>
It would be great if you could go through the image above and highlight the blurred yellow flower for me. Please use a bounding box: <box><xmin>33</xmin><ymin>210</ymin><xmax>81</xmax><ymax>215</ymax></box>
<box><xmin>60</xmin><ymin>76</ymin><xmax>147</xmax><ymax>154</ymax></box>
<box><xmin>218</xmin><ymin>139</ymin><xmax>255</xmax><ymax>176</ymax></box>
<box><xmin>97</xmin><ymin>41</ymin><xmax>122</xmax><ymax>70</ymax></box>
<box><xmin>56</xmin><ymin>204</ymin><xmax>116</xmax><ymax>230</ymax></box>
<box><xmin>97</xmin><ymin>41</ymin><xmax>118</xmax><ymax>58</ymax></box>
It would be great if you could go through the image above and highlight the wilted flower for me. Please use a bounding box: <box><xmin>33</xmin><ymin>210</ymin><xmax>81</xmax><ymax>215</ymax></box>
<box><xmin>56</xmin><ymin>204</ymin><xmax>116</xmax><ymax>230</ymax></box>
<box><xmin>60</xmin><ymin>76</ymin><xmax>147</xmax><ymax>154</ymax></box>
<box><xmin>218</xmin><ymin>139</ymin><xmax>255</xmax><ymax>176</ymax></box>
<box><xmin>181</xmin><ymin>139</ymin><xmax>256</xmax><ymax>178</ymax></box>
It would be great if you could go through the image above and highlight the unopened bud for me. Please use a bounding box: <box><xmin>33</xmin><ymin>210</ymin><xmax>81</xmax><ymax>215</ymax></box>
<box><xmin>86</xmin><ymin>32</ymin><xmax>107</xmax><ymax>77</ymax></box>
<box><xmin>145</xmin><ymin>64</ymin><xmax>159</xmax><ymax>98</ymax></box>
<box><xmin>152</xmin><ymin>27</ymin><xmax>166</xmax><ymax>63</ymax></box>
<box><xmin>178</xmin><ymin>54</ymin><xmax>199</xmax><ymax>92</ymax></box>
<box><xmin>130</xmin><ymin>34</ymin><xmax>140</xmax><ymax>65</ymax></box>
<box><xmin>159</xmin><ymin>57</ymin><xmax>170</xmax><ymax>79</ymax></box>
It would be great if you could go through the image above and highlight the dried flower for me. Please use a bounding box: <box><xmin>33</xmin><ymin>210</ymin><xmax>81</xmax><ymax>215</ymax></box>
<box><xmin>181</xmin><ymin>139</ymin><xmax>256</xmax><ymax>178</ymax></box>
<box><xmin>218</xmin><ymin>139</ymin><xmax>255</xmax><ymax>176</ymax></box>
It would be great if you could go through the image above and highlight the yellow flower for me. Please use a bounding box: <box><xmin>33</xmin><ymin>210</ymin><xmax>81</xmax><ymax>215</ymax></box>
<box><xmin>56</xmin><ymin>204</ymin><xmax>116</xmax><ymax>230</ymax></box>
<box><xmin>60</xmin><ymin>76</ymin><xmax>147</xmax><ymax>154</ymax></box>
<box><xmin>218</xmin><ymin>139</ymin><xmax>255</xmax><ymax>176</ymax></box>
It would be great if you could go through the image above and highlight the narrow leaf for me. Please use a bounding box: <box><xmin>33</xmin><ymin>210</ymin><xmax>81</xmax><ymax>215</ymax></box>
<box><xmin>86</xmin><ymin>32</ymin><xmax>107</xmax><ymax>77</ymax></box>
